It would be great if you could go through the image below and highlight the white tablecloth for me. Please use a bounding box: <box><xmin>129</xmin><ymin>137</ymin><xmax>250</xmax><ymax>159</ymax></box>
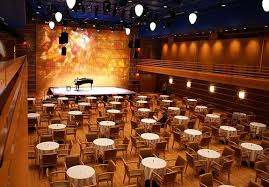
<box><xmin>42</xmin><ymin>103</ymin><xmax>55</xmax><ymax>112</ymax></box>
<box><xmin>27</xmin><ymin>98</ymin><xmax>36</xmax><ymax>104</ymax></box>
<box><xmin>99</xmin><ymin>121</ymin><xmax>116</xmax><ymax>135</ymax></box>
<box><xmin>187</xmin><ymin>99</ymin><xmax>197</xmax><ymax>106</ymax></box>
<box><xmin>195</xmin><ymin>106</ymin><xmax>208</xmax><ymax>113</ymax></box>
<box><xmin>93</xmin><ymin>138</ymin><xmax>115</xmax><ymax>152</ymax></box>
<box><xmin>198</xmin><ymin>149</ymin><xmax>221</xmax><ymax>171</ymax></box>
<box><xmin>205</xmin><ymin>114</ymin><xmax>220</xmax><ymax>124</ymax></box>
<box><xmin>141</xmin><ymin>133</ymin><xmax>160</xmax><ymax>145</ymax></box>
<box><xmin>241</xmin><ymin>143</ymin><xmax>263</xmax><ymax>162</ymax></box>
<box><xmin>184</xmin><ymin>129</ymin><xmax>202</xmax><ymax>142</ymax></box>
<box><xmin>107</xmin><ymin>109</ymin><xmax>121</xmax><ymax>114</ymax></box>
<box><xmin>78</xmin><ymin>102</ymin><xmax>91</xmax><ymax>110</ymax></box>
<box><xmin>68</xmin><ymin>111</ymin><xmax>83</xmax><ymax>116</ymax></box>
<box><xmin>138</xmin><ymin>108</ymin><xmax>151</xmax><ymax>116</ymax></box>
<box><xmin>67</xmin><ymin>165</ymin><xmax>96</xmax><ymax>187</ymax></box>
<box><xmin>141</xmin><ymin>118</ymin><xmax>157</xmax><ymax>130</ymax></box>
<box><xmin>138</xmin><ymin>95</ymin><xmax>147</xmax><ymax>100</ymax></box>
<box><xmin>86</xmin><ymin>96</ymin><xmax>97</xmax><ymax>102</ymax></box>
<box><xmin>174</xmin><ymin>115</ymin><xmax>189</xmax><ymax>125</ymax></box>
<box><xmin>232</xmin><ymin>112</ymin><xmax>246</xmax><ymax>120</ymax></box>
<box><xmin>28</xmin><ymin>113</ymin><xmax>40</xmax><ymax>126</ymax></box>
<box><xmin>58</xmin><ymin>97</ymin><xmax>68</xmax><ymax>104</ymax></box>
<box><xmin>36</xmin><ymin>141</ymin><xmax>59</xmax><ymax>155</ymax></box>
<box><xmin>113</xmin><ymin>96</ymin><xmax>123</xmax><ymax>101</ymax></box>
<box><xmin>137</xmin><ymin>100</ymin><xmax>148</xmax><ymax>107</ymax></box>
<box><xmin>48</xmin><ymin>124</ymin><xmax>66</xmax><ymax>132</ymax></box>
<box><xmin>219</xmin><ymin>126</ymin><xmax>237</xmax><ymax>138</ymax></box>
<box><xmin>110</xmin><ymin>101</ymin><xmax>121</xmax><ymax>105</ymax></box>
<box><xmin>250</xmin><ymin>122</ymin><xmax>267</xmax><ymax>135</ymax></box>
<box><xmin>141</xmin><ymin>157</ymin><xmax>167</xmax><ymax>179</ymax></box>
<box><xmin>162</xmin><ymin>100</ymin><xmax>172</xmax><ymax>106</ymax></box>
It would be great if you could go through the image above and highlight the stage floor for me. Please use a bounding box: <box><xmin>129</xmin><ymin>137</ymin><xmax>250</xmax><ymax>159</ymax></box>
<box><xmin>49</xmin><ymin>86</ymin><xmax>136</xmax><ymax>96</ymax></box>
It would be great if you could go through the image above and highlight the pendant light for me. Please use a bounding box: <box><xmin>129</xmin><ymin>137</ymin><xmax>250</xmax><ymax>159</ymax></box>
<box><xmin>150</xmin><ymin>22</ymin><xmax>156</xmax><ymax>31</ymax></box>
<box><xmin>262</xmin><ymin>0</ymin><xmax>269</xmax><ymax>12</ymax></box>
<box><xmin>135</xmin><ymin>4</ymin><xmax>143</xmax><ymax>17</ymax></box>
<box><xmin>55</xmin><ymin>12</ymin><xmax>62</xmax><ymax>22</ymax></box>
<box><xmin>66</xmin><ymin>0</ymin><xmax>76</xmax><ymax>9</ymax></box>
<box><xmin>189</xmin><ymin>13</ymin><xmax>197</xmax><ymax>24</ymax></box>
<box><xmin>125</xmin><ymin>28</ymin><xmax>130</xmax><ymax>35</ymax></box>
<box><xmin>49</xmin><ymin>21</ymin><xmax>55</xmax><ymax>29</ymax></box>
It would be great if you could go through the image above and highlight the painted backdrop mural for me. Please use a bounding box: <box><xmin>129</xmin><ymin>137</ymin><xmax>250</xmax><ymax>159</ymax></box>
<box><xmin>36</xmin><ymin>25</ymin><xmax>130</xmax><ymax>97</ymax></box>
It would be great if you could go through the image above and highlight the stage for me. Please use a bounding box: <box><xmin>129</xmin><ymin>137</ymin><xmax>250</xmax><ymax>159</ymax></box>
<box><xmin>48</xmin><ymin>86</ymin><xmax>136</xmax><ymax>96</ymax></box>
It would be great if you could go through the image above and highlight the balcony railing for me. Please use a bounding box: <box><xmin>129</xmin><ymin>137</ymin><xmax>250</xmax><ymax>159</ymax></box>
<box><xmin>137</xmin><ymin>59</ymin><xmax>269</xmax><ymax>79</ymax></box>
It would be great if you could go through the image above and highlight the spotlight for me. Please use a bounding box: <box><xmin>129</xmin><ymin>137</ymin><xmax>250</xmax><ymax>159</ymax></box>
<box><xmin>150</xmin><ymin>22</ymin><xmax>156</xmax><ymax>31</ymax></box>
<box><xmin>186</xmin><ymin>81</ymin><xmax>191</xmax><ymax>88</ymax></box>
<box><xmin>262</xmin><ymin>0</ymin><xmax>269</xmax><ymax>12</ymax></box>
<box><xmin>49</xmin><ymin>21</ymin><xmax>55</xmax><ymax>29</ymax></box>
<box><xmin>169</xmin><ymin>77</ymin><xmax>173</xmax><ymax>84</ymax></box>
<box><xmin>66</xmin><ymin>0</ymin><xmax>76</xmax><ymax>9</ymax></box>
<box><xmin>125</xmin><ymin>28</ymin><xmax>130</xmax><ymax>35</ymax></box>
<box><xmin>189</xmin><ymin>13</ymin><xmax>197</xmax><ymax>24</ymax></box>
<box><xmin>55</xmin><ymin>12</ymin><xmax>62</xmax><ymax>22</ymax></box>
<box><xmin>135</xmin><ymin>4</ymin><xmax>143</xmax><ymax>17</ymax></box>
<box><xmin>238</xmin><ymin>90</ymin><xmax>246</xmax><ymax>99</ymax></box>
<box><xmin>209</xmin><ymin>85</ymin><xmax>215</xmax><ymax>93</ymax></box>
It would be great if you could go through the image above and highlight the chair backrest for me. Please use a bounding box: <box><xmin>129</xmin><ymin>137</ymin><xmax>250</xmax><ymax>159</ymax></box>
<box><xmin>248</xmin><ymin>180</ymin><xmax>263</xmax><ymax>187</ymax></box>
<box><xmin>200</xmin><ymin>136</ymin><xmax>211</xmax><ymax>147</ymax></box>
<box><xmin>162</xmin><ymin>170</ymin><xmax>178</xmax><ymax>184</ymax></box>
<box><xmin>188</xmin><ymin>121</ymin><xmax>195</xmax><ymax>129</ymax></box>
<box><xmin>222</xmin><ymin>160</ymin><xmax>233</xmax><ymax>172</ymax></box>
<box><xmin>131</xmin><ymin>121</ymin><xmax>138</xmax><ymax>129</ymax></box>
<box><xmin>40</xmin><ymin>135</ymin><xmax>53</xmax><ymax>142</ymax></box>
<box><xmin>152</xmin><ymin>124</ymin><xmax>161</xmax><ymax>133</ymax></box>
<box><xmin>260</xmin><ymin>140</ymin><xmax>269</xmax><ymax>149</ymax></box>
<box><xmin>135</xmin><ymin>127</ymin><xmax>145</xmax><ymax>135</ymax></box>
<box><xmin>51</xmin><ymin>119</ymin><xmax>61</xmax><ymax>124</ymax></box>
<box><xmin>123</xmin><ymin>137</ymin><xmax>130</xmax><ymax>144</ymax></box>
<box><xmin>65</xmin><ymin>155</ymin><xmax>80</xmax><ymax>168</ymax></box>
<box><xmin>228</xmin><ymin>135</ymin><xmax>240</xmax><ymax>145</ymax></box>
<box><xmin>109</xmin><ymin>126</ymin><xmax>120</xmax><ymax>134</ymax></box>
<box><xmin>139</xmin><ymin>148</ymin><xmax>154</xmax><ymax>158</ymax></box>
<box><xmin>185</xmin><ymin>152</ymin><xmax>195</xmax><ymax>166</ymax></box>
<box><xmin>199</xmin><ymin>173</ymin><xmax>213</xmax><ymax>187</ymax></box>
<box><xmin>53</xmin><ymin>130</ymin><xmax>66</xmax><ymax>141</ymax></box>
<box><xmin>261</xmin><ymin>178</ymin><xmax>269</xmax><ymax>187</ymax></box>
<box><xmin>28</xmin><ymin>118</ymin><xmax>38</xmax><ymax>127</ymax></box>
<box><xmin>188</xmin><ymin>142</ymin><xmax>200</xmax><ymax>152</ymax></box>
<box><xmin>103</xmin><ymin>149</ymin><xmax>117</xmax><ymax>160</ymax></box>
<box><xmin>156</xmin><ymin>141</ymin><xmax>167</xmax><ymax>151</ymax></box>
<box><xmin>222</xmin><ymin>147</ymin><xmax>235</xmax><ymax>157</ymax></box>
<box><xmin>172</xmin><ymin>131</ymin><xmax>182</xmax><ymax>142</ymax></box>
<box><xmin>107</xmin><ymin>160</ymin><xmax>116</xmax><ymax>172</ymax></box>
<box><xmin>41</xmin><ymin>153</ymin><xmax>58</xmax><ymax>167</ymax></box>
<box><xmin>97</xmin><ymin>117</ymin><xmax>106</xmax><ymax>123</ymax></box>
<box><xmin>86</xmin><ymin>132</ymin><xmax>98</xmax><ymax>142</ymax></box>
<box><xmin>255</xmin><ymin>161</ymin><xmax>268</xmax><ymax>172</ymax></box>
<box><xmin>175</xmin><ymin>155</ymin><xmax>186</xmax><ymax>167</ymax></box>
<box><xmin>230</xmin><ymin>145</ymin><xmax>242</xmax><ymax>157</ymax></box>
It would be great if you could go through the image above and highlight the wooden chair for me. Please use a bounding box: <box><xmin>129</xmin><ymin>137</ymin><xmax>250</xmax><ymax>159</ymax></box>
<box><xmin>254</xmin><ymin>161</ymin><xmax>269</xmax><ymax>182</ymax></box>
<box><xmin>138</xmin><ymin>148</ymin><xmax>156</xmax><ymax>163</ymax></box>
<box><xmin>151</xmin><ymin>124</ymin><xmax>161</xmax><ymax>134</ymax></box>
<box><xmin>172</xmin><ymin>130</ymin><xmax>188</xmax><ymax>149</ymax></box>
<box><xmin>100</xmin><ymin>149</ymin><xmax>117</xmax><ymax>163</ymax></box>
<box><xmin>28</xmin><ymin>118</ymin><xmax>38</xmax><ymax>129</ymax></box>
<box><xmin>220</xmin><ymin>147</ymin><xmax>235</xmax><ymax>161</ymax></box>
<box><xmin>39</xmin><ymin>134</ymin><xmax>53</xmax><ymax>143</ymax></box>
<box><xmin>199</xmin><ymin>136</ymin><xmax>211</xmax><ymax>149</ymax></box>
<box><xmin>57</xmin><ymin>143</ymin><xmax>72</xmax><ymax>159</ymax></box>
<box><xmin>52</xmin><ymin>130</ymin><xmax>66</xmax><ymax>144</ymax></box>
<box><xmin>150</xmin><ymin>168</ymin><xmax>178</xmax><ymax>187</ymax></box>
<box><xmin>199</xmin><ymin>173</ymin><xmax>223</xmax><ymax>187</ymax></box>
<box><xmin>94</xmin><ymin>160</ymin><xmax>116</xmax><ymax>187</ymax></box>
<box><xmin>131</xmin><ymin>121</ymin><xmax>138</xmax><ymax>135</ymax></box>
<box><xmin>115</xmin><ymin>137</ymin><xmax>129</xmax><ymax>158</ymax></box>
<box><xmin>230</xmin><ymin>144</ymin><xmax>250</xmax><ymax>168</ymax></box>
<box><xmin>39</xmin><ymin>153</ymin><xmax>58</xmax><ymax>177</ymax></box>
<box><xmin>109</xmin><ymin>126</ymin><xmax>120</xmax><ymax>139</ymax></box>
<box><xmin>66</xmin><ymin>127</ymin><xmax>77</xmax><ymax>141</ymax></box>
<box><xmin>64</xmin><ymin>155</ymin><xmax>83</xmax><ymax>170</ymax></box>
<box><xmin>247</xmin><ymin>180</ymin><xmax>263</xmax><ymax>187</ymax></box>
<box><xmin>185</xmin><ymin>152</ymin><xmax>206</xmax><ymax>176</ymax></box>
<box><xmin>86</xmin><ymin>132</ymin><xmax>98</xmax><ymax>142</ymax></box>
<box><xmin>47</xmin><ymin>169</ymin><xmax>69</xmax><ymax>187</ymax></box>
<box><xmin>187</xmin><ymin>142</ymin><xmax>200</xmax><ymax>155</ymax></box>
<box><xmin>211</xmin><ymin>159</ymin><xmax>233</xmax><ymax>183</ymax></box>
<box><xmin>260</xmin><ymin>140</ymin><xmax>269</xmax><ymax>157</ymax></box>
<box><xmin>130</xmin><ymin>136</ymin><xmax>147</xmax><ymax>154</ymax></box>
<box><xmin>166</xmin><ymin>155</ymin><xmax>186</xmax><ymax>184</ymax></box>
<box><xmin>154</xmin><ymin>141</ymin><xmax>167</xmax><ymax>159</ymax></box>
<box><xmin>228</xmin><ymin>135</ymin><xmax>241</xmax><ymax>146</ymax></box>
<box><xmin>79</xmin><ymin>142</ymin><xmax>96</xmax><ymax>163</ymax></box>
<box><xmin>122</xmin><ymin>159</ymin><xmax>144</xmax><ymax>185</ymax></box>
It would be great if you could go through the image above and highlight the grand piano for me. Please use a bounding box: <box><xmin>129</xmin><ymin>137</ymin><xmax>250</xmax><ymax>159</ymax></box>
<box><xmin>74</xmin><ymin>78</ymin><xmax>93</xmax><ymax>90</ymax></box>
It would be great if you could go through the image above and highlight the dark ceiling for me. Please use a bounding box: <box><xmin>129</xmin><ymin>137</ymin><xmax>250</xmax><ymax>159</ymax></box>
<box><xmin>24</xmin><ymin>0</ymin><xmax>269</xmax><ymax>36</ymax></box>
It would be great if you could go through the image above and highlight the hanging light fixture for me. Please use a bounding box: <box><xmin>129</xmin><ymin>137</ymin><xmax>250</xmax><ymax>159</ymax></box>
<box><xmin>189</xmin><ymin>13</ymin><xmax>197</xmax><ymax>24</ymax></box>
<box><xmin>135</xmin><ymin>4</ymin><xmax>143</xmax><ymax>17</ymax></box>
<box><xmin>55</xmin><ymin>12</ymin><xmax>62</xmax><ymax>22</ymax></box>
<box><xmin>263</xmin><ymin>0</ymin><xmax>269</xmax><ymax>12</ymax></box>
<box><xmin>150</xmin><ymin>22</ymin><xmax>156</xmax><ymax>31</ymax></box>
<box><xmin>49</xmin><ymin>21</ymin><xmax>55</xmax><ymax>29</ymax></box>
<box><xmin>125</xmin><ymin>28</ymin><xmax>131</xmax><ymax>35</ymax></box>
<box><xmin>66</xmin><ymin>0</ymin><xmax>76</xmax><ymax>9</ymax></box>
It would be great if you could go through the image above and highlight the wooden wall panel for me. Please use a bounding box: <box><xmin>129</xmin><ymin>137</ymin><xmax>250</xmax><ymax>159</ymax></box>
<box><xmin>139</xmin><ymin>73</ymin><xmax>157</xmax><ymax>92</ymax></box>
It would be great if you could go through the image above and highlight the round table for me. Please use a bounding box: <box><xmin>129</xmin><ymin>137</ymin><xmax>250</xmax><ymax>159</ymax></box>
<box><xmin>68</xmin><ymin>111</ymin><xmax>83</xmax><ymax>116</ymax></box>
<box><xmin>42</xmin><ymin>103</ymin><xmax>55</xmax><ymax>112</ymax></box>
<box><xmin>241</xmin><ymin>143</ymin><xmax>263</xmax><ymax>162</ymax></box>
<box><xmin>195</xmin><ymin>106</ymin><xmax>208</xmax><ymax>113</ymax></box>
<box><xmin>67</xmin><ymin>165</ymin><xmax>96</xmax><ymax>187</ymax></box>
<box><xmin>137</xmin><ymin>100</ymin><xmax>148</xmax><ymax>107</ymax></box>
<box><xmin>138</xmin><ymin>108</ymin><xmax>151</xmax><ymax>116</ymax></box>
<box><xmin>219</xmin><ymin>126</ymin><xmax>237</xmax><ymax>138</ymax></box>
<box><xmin>113</xmin><ymin>96</ymin><xmax>123</xmax><ymax>101</ymax></box>
<box><xmin>58</xmin><ymin>97</ymin><xmax>68</xmax><ymax>104</ymax></box>
<box><xmin>48</xmin><ymin>124</ymin><xmax>66</xmax><ymax>132</ymax></box>
<box><xmin>141</xmin><ymin>157</ymin><xmax>167</xmax><ymax>179</ymax></box>
<box><xmin>219</xmin><ymin>185</ymin><xmax>235</xmax><ymax>187</ymax></box>
<box><xmin>93</xmin><ymin>138</ymin><xmax>115</xmax><ymax>152</ymax></box>
<box><xmin>28</xmin><ymin>113</ymin><xmax>40</xmax><ymax>126</ymax></box>
<box><xmin>187</xmin><ymin>99</ymin><xmax>197</xmax><ymax>106</ymax></box>
<box><xmin>198</xmin><ymin>149</ymin><xmax>221</xmax><ymax>171</ymax></box>
<box><xmin>141</xmin><ymin>118</ymin><xmax>157</xmax><ymax>130</ymax></box>
<box><xmin>141</xmin><ymin>133</ymin><xmax>160</xmax><ymax>145</ymax></box>
<box><xmin>168</xmin><ymin>107</ymin><xmax>180</xmax><ymax>115</ymax></box>
<box><xmin>86</xmin><ymin>96</ymin><xmax>97</xmax><ymax>102</ymax></box>
<box><xmin>159</xmin><ymin>95</ymin><xmax>169</xmax><ymax>99</ymax></box>
<box><xmin>174</xmin><ymin>115</ymin><xmax>189</xmax><ymax>125</ymax></box>
<box><xmin>205</xmin><ymin>114</ymin><xmax>220</xmax><ymax>124</ymax></box>
<box><xmin>99</xmin><ymin>121</ymin><xmax>116</xmax><ymax>135</ymax></box>
<box><xmin>232</xmin><ymin>112</ymin><xmax>247</xmax><ymax>120</ymax></box>
<box><xmin>138</xmin><ymin>95</ymin><xmax>147</xmax><ymax>100</ymax></box>
<box><xmin>184</xmin><ymin>129</ymin><xmax>202</xmax><ymax>142</ymax></box>
<box><xmin>27</xmin><ymin>98</ymin><xmax>36</xmax><ymax>104</ymax></box>
<box><xmin>162</xmin><ymin>100</ymin><xmax>172</xmax><ymax>106</ymax></box>
<box><xmin>78</xmin><ymin>102</ymin><xmax>91</xmax><ymax>110</ymax></box>
<box><xmin>107</xmin><ymin>109</ymin><xmax>121</xmax><ymax>114</ymax></box>
<box><xmin>110</xmin><ymin>101</ymin><xmax>121</xmax><ymax>108</ymax></box>
<box><xmin>250</xmin><ymin>122</ymin><xmax>267</xmax><ymax>135</ymax></box>
<box><xmin>36</xmin><ymin>141</ymin><xmax>59</xmax><ymax>155</ymax></box>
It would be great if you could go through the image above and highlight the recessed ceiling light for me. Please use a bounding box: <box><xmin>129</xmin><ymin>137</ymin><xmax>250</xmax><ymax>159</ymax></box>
<box><xmin>194</xmin><ymin>11</ymin><xmax>198</xmax><ymax>13</ymax></box>
<box><xmin>95</xmin><ymin>17</ymin><xmax>98</xmax><ymax>19</ymax></box>
<box><xmin>37</xmin><ymin>5</ymin><xmax>41</xmax><ymax>9</ymax></box>
<box><xmin>243</xmin><ymin>27</ymin><xmax>247</xmax><ymax>30</ymax></box>
<box><xmin>36</xmin><ymin>11</ymin><xmax>40</xmax><ymax>14</ymax></box>
<box><xmin>265</xmin><ymin>25</ymin><xmax>268</xmax><ymax>28</ymax></box>
<box><xmin>120</xmin><ymin>20</ymin><xmax>123</xmax><ymax>22</ymax></box>
<box><xmin>225</xmin><ymin>29</ymin><xmax>228</xmax><ymax>31</ymax></box>
<box><xmin>128</xmin><ymin>0</ymin><xmax>132</xmax><ymax>2</ymax></box>
<box><xmin>93</xmin><ymin>24</ymin><xmax>96</xmax><ymax>27</ymax></box>
<box><xmin>221</xmin><ymin>4</ymin><xmax>226</xmax><ymax>7</ymax></box>
<box><xmin>163</xmin><ymin>5</ymin><xmax>167</xmax><ymax>8</ymax></box>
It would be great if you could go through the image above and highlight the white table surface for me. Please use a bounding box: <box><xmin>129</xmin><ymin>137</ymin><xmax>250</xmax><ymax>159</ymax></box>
<box><xmin>138</xmin><ymin>108</ymin><xmax>151</xmax><ymax>112</ymax></box>
<box><xmin>86</xmin><ymin>96</ymin><xmax>97</xmax><ymax>100</ymax></box>
<box><xmin>68</xmin><ymin>111</ymin><xmax>83</xmax><ymax>115</ymax></box>
<box><xmin>141</xmin><ymin>133</ymin><xmax>160</xmax><ymax>142</ymax></box>
<box><xmin>184</xmin><ymin>129</ymin><xmax>202</xmax><ymax>136</ymax></box>
<box><xmin>159</xmin><ymin>95</ymin><xmax>169</xmax><ymax>98</ymax></box>
<box><xmin>250</xmin><ymin>122</ymin><xmax>266</xmax><ymax>128</ymax></box>
<box><xmin>36</xmin><ymin>141</ymin><xmax>59</xmax><ymax>154</ymax></box>
<box><xmin>99</xmin><ymin>121</ymin><xmax>116</xmax><ymax>127</ymax></box>
<box><xmin>107</xmin><ymin>109</ymin><xmax>121</xmax><ymax>114</ymax></box>
<box><xmin>58</xmin><ymin>97</ymin><xmax>69</xmax><ymax>100</ymax></box>
<box><xmin>113</xmin><ymin>96</ymin><xmax>123</xmax><ymax>99</ymax></box>
<box><xmin>198</xmin><ymin>149</ymin><xmax>221</xmax><ymax>159</ymax></box>
<box><xmin>206</xmin><ymin>114</ymin><xmax>220</xmax><ymax>119</ymax></box>
<box><xmin>162</xmin><ymin>99</ymin><xmax>172</xmax><ymax>103</ymax></box>
<box><xmin>141</xmin><ymin>118</ymin><xmax>157</xmax><ymax>124</ymax></box>
<box><xmin>78</xmin><ymin>102</ymin><xmax>91</xmax><ymax>106</ymax></box>
<box><xmin>220</xmin><ymin>126</ymin><xmax>237</xmax><ymax>132</ymax></box>
<box><xmin>141</xmin><ymin>157</ymin><xmax>167</xmax><ymax>179</ymax></box>
<box><xmin>28</xmin><ymin>113</ymin><xmax>40</xmax><ymax>118</ymax></box>
<box><xmin>187</xmin><ymin>99</ymin><xmax>197</xmax><ymax>102</ymax></box>
<box><xmin>168</xmin><ymin>107</ymin><xmax>180</xmax><ymax>111</ymax></box>
<box><xmin>137</xmin><ymin>100</ymin><xmax>148</xmax><ymax>104</ymax></box>
<box><xmin>110</xmin><ymin>101</ymin><xmax>121</xmax><ymax>105</ymax></box>
<box><xmin>138</xmin><ymin>95</ymin><xmax>147</xmax><ymax>99</ymax></box>
<box><xmin>42</xmin><ymin>103</ymin><xmax>55</xmax><ymax>107</ymax></box>
<box><xmin>27</xmin><ymin>98</ymin><xmax>36</xmax><ymax>101</ymax></box>
<box><xmin>67</xmin><ymin>165</ymin><xmax>96</xmax><ymax>186</ymax></box>
<box><xmin>241</xmin><ymin>142</ymin><xmax>263</xmax><ymax>161</ymax></box>
<box><xmin>48</xmin><ymin>124</ymin><xmax>66</xmax><ymax>130</ymax></box>
<box><xmin>174</xmin><ymin>115</ymin><xmax>189</xmax><ymax>120</ymax></box>
<box><xmin>93</xmin><ymin>138</ymin><xmax>114</xmax><ymax>147</ymax></box>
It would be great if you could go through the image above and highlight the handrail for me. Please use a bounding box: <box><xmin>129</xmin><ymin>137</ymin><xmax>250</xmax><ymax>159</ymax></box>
<box><xmin>137</xmin><ymin>59</ymin><xmax>269</xmax><ymax>79</ymax></box>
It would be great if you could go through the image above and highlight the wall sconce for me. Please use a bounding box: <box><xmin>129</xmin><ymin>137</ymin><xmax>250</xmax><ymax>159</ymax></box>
<box><xmin>186</xmin><ymin>81</ymin><xmax>191</xmax><ymax>88</ymax></box>
<box><xmin>209</xmin><ymin>85</ymin><xmax>215</xmax><ymax>93</ymax></box>
<box><xmin>238</xmin><ymin>90</ymin><xmax>246</xmax><ymax>99</ymax></box>
<box><xmin>169</xmin><ymin>77</ymin><xmax>173</xmax><ymax>84</ymax></box>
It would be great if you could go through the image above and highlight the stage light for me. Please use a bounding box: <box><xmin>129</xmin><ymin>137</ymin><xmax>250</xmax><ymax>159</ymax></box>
<box><xmin>189</xmin><ymin>13</ymin><xmax>197</xmax><ymax>24</ymax></box>
<box><xmin>209</xmin><ymin>85</ymin><xmax>215</xmax><ymax>93</ymax></box>
<box><xmin>135</xmin><ymin>4</ymin><xmax>143</xmax><ymax>17</ymax></box>
<box><xmin>262</xmin><ymin>0</ymin><xmax>269</xmax><ymax>12</ymax></box>
<box><xmin>66</xmin><ymin>0</ymin><xmax>76</xmax><ymax>9</ymax></box>
<box><xmin>238</xmin><ymin>90</ymin><xmax>246</xmax><ymax>99</ymax></box>
<box><xmin>125</xmin><ymin>28</ymin><xmax>130</xmax><ymax>35</ymax></box>
<box><xmin>150</xmin><ymin>22</ymin><xmax>156</xmax><ymax>31</ymax></box>
<box><xmin>169</xmin><ymin>77</ymin><xmax>173</xmax><ymax>84</ymax></box>
<box><xmin>49</xmin><ymin>21</ymin><xmax>55</xmax><ymax>29</ymax></box>
<box><xmin>186</xmin><ymin>81</ymin><xmax>191</xmax><ymax>88</ymax></box>
<box><xmin>55</xmin><ymin>12</ymin><xmax>62</xmax><ymax>22</ymax></box>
